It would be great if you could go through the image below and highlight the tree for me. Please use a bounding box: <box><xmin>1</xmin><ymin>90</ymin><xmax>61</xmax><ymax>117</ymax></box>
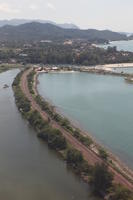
<box><xmin>48</xmin><ymin>129</ymin><xmax>67</xmax><ymax>150</ymax></box>
<box><xmin>99</xmin><ymin>148</ymin><xmax>108</xmax><ymax>161</ymax></box>
<box><xmin>38</xmin><ymin>127</ymin><xmax>67</xmax><ymax>151</ymax></box>
<box><xmin>28</xmin><ymin>110</ymin><xmax>48</xmax><ymax>131</ymax></box>
<box><xmin>66</xmin><ymin>148</ymin><xmax>83</xmax><ymax>165</ymax></box>
<box><xmin>91</xmin><ymin>163</ymin><xmax>113</xmax><ymax>196</ymax></box>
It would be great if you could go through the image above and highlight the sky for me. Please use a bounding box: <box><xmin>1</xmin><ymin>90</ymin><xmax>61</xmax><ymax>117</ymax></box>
<box><xmin>0</xmin><ymin>0</ymin><xmax>132</xmax><ymax>32</ymax></box>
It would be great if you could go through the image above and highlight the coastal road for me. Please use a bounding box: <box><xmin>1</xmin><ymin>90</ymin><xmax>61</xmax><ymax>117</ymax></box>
<box><xmin>20</xmin><ymin>68</ymin><xmax>133</xmax><ymax>191</ymax></box>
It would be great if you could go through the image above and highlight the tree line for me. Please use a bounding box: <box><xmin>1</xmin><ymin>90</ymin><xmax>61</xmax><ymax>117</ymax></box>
<box><xmin>1</xmin><ymin>42</ymin><xmax>133</xmax><ymax>66</ymax></box>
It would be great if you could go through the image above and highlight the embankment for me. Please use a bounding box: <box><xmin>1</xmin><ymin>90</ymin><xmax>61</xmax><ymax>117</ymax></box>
<box><xmin>12</xmin><ymin>68</ymin><xmax>133</xmax><ymax>197</ymax></box>
<box><xmin>30</xmin><ymin>68</ymin><xmax>133</xmax><ymax>191</ymax></box>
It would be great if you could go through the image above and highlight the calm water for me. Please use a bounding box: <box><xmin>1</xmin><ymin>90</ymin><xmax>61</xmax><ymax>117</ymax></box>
<box><xmin>0</xmin><ymin>70</ymin><xmax>91</xmax><ymax>200</ymax></box>
<box><xmin>38</xmin><ymin>72</ymin><xmax>133</xmax><ymax>169</ymax></box>
<box><xmin>98</xmin><ymin>40</ymin><xmax>133</xmax><ymax>52</ymax></box>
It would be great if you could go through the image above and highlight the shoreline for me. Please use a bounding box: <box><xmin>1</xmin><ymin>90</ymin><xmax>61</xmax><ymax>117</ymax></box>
<box><xmin>35</xmin><ymin>63</ymin><xmax>133</xmax><ymax>77</ymax></box>
<box><xmin>35</xmin><ymin>70</ymin><xmax>133</xmax><ymax>185</ymax></box>
<box><xmin>94</xmin><ymin>63</ymin><xmax>133</xmax><ymax>69</ymax></box>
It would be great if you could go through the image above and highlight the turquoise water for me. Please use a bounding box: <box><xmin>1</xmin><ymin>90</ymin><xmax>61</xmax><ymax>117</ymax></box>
<box><xmin>0</xmin><ymin>70</ymin><xmax>91</xmax><ymax>200</ymax></box>
<box><xmin>98</xmin><ymin>40</ymin><xmax>133</xmax><ymax>52</ymax></box>
<box><xmin>38</xmin><ymin>72</ymin><xmax>133</xmax><ymax>169</ymax></box>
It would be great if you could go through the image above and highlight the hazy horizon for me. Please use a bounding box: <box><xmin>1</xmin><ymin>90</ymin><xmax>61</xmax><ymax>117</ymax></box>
<box><xmin>0</xmin><ymin>0</ymin><xmax>132</xmax><ymax>32</ymax></box>
<box><xmin>0</xmin><ymin>18</ymin><xmax>132</xmax><ymax>33</ymax></box>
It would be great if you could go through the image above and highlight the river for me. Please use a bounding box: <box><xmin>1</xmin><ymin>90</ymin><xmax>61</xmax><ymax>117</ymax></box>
<box><xmin>38</xmin><ymin>72</ymin><xmax>133</xmax><ymax>170</ymax></box>
<box><xmin>0</xmin><ymin>69</ymin><xmax>92</xmax><ymax>200</ymax></box>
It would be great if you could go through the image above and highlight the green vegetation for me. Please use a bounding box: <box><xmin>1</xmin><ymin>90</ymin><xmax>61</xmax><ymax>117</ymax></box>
<box><xmin>27</xmin><ymin>70</ymin><xmax>36</xmax><ymax>94</ymax></box>
<box><xmin>90</xmin><ymin>163</ymin><xmax>113</xmax><ymax>196</ymax></box>
<box><xmin>18</xmin><ymin>44</ymin><xmax>133</xmax><ymax>66</ymax></box>
<box><xmin>0</xmin><ymin>33</ymin><xmax>133</xmax><ymax>66</ymax></box>
<box><xmin>73</xmin><ymin>129</ymin><xmax>93</xmax><ymax>147</ymax></box>
<box><xmin>28</xmin><ymin>110</ymin><xmax>48</xmax><ymax>131</ymax></box>
<box><xmin>13</xmin><ymin>71</ymin><xmax>31</xmax><ymax>114</ymax></box>
<box><xmin>38</xmin><ymin>128</ymin><xmax>67</xmax><ymax>150</ymax></box>
<box><xmin>99</xmin><ymin>147</ymin><xmax>108</xmax><ymax>161</ymax></box>
<box><xmin>13</xmin><ymin>71</ymin><xmax>67</xmax><ymax>152</ymax></box>
<box><xmin>35</xmin><ymin>94</ymin><xmax>54</xmax><ymax>117</ymax></box>
<box><xmin>66</xmin><ymin>148</ymin><xmax>90</xmax><ymax>175</ymax></box>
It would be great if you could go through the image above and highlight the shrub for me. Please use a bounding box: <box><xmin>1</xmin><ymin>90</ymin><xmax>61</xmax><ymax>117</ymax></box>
<box><xmin>99</xmin><ymin>148</ymin><xmax>108</xmax><ymax>161</ymax></box>
<box><xmin>28</xmin><ymin>110</ymin><xmax>48</xmax><ymax>131</ymax></box>
<box><xmin>38</xmin><ymin>127</ymin><xmax>67</xmax><ymax>151</ymax></box>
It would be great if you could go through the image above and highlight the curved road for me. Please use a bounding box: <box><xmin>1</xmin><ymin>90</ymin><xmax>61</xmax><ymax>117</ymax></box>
<box><xmin>21</xmin><ymin>68</ymin><xmax>133</xmax><ymax>191</ymax></box>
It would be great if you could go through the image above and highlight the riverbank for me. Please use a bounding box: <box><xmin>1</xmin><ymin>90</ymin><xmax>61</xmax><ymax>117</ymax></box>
<box><xmin>80</xmin><ymin>67</ymin><xmax>133</xmax><ymax>77</ymax></box>
<box><xmin>31</xmin><ymin>69</ymin><xmax>133</xmax><ymax>190</ymax></box>
<box><xmin>78</xmin><ymin>64</ymin><xmax>133</xmax><ymax>83</ymax></box>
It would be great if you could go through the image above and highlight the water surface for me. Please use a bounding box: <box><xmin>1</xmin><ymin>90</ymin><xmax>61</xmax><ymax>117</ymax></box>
<box><xmin>98</xmin><ymin>40</ymin><xmax>133</xmax><ymax>52</ymax></box>
<box><xmin>38</xmin><ymin>72</ymin><xmax>133</xmax><ymax>169</ymax></box>
<box><xmin>0</xmin><ymin>70</ymin><xmax>90</xmax><ymax>200</ymax></box>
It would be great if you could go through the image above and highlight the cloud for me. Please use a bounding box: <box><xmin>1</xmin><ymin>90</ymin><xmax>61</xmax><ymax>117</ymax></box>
<box><xmin>47</xmin><ymin>2</ymin><xmax>56</xmax><ymax>11</ymax></box>
<box><xmin>29</xmin><ymin>4</ymin><xmax>38</xmax><ymax>11</ymax></box>
<box><xmin>0</xmin><ymin>3</ymin><xmax>20</xmax><ymax>14</ymax></box>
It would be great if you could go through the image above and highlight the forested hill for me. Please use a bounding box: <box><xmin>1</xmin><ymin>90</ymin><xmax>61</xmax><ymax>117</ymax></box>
<box><xmin>0</xmin><ymin>19</ymin><xmax>79</xmax><ymax>29</ymax></box>
<box><xmin>128</xmin><ymin>34</ymin><xmax>133</xmax><ymax>40</ymax></box>
<box><xmin>0</xmin><ymin>22</ymin><xmax>128</xmax><ymax>42</ymax></box>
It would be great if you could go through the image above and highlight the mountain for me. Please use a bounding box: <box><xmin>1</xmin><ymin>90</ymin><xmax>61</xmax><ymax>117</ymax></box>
<box><xmin>0</xmin><ymin>22</ymin><xmax>127</xmax><ymax>43</ymax></box>
<box><xmin>0</xmin><ymin>19</ymin><xmax>79</xmax><ymax>29</ymax></box>
<box><xmin>127</xmin><ymin>34</ymin><xmax>133</xmax><ymax>39</ymax></box>
<box><xmin>119</xmin><ymin>32</ymin><xmax>133</xmax><ymax>37</ymax></box>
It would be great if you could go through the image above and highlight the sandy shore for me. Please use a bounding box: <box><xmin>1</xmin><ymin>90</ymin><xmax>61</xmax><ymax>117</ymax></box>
<box><xmin>95</xmin><ymin>63</ymin><xmax>133</xmax><ymax>69</ymax></box>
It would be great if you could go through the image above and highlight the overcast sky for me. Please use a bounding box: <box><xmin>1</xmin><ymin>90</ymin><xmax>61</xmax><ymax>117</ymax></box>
<box><xmin>0</xmin><ymin>0</ymin><xmax>132</xmax><ymax>32</ymax></box>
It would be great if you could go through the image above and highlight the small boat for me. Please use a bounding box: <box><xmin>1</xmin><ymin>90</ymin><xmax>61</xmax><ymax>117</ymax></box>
<box><xmin>3</xmin><ymin>84</ymin><xmax>9</xmax><ymax>89</ymax></box>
